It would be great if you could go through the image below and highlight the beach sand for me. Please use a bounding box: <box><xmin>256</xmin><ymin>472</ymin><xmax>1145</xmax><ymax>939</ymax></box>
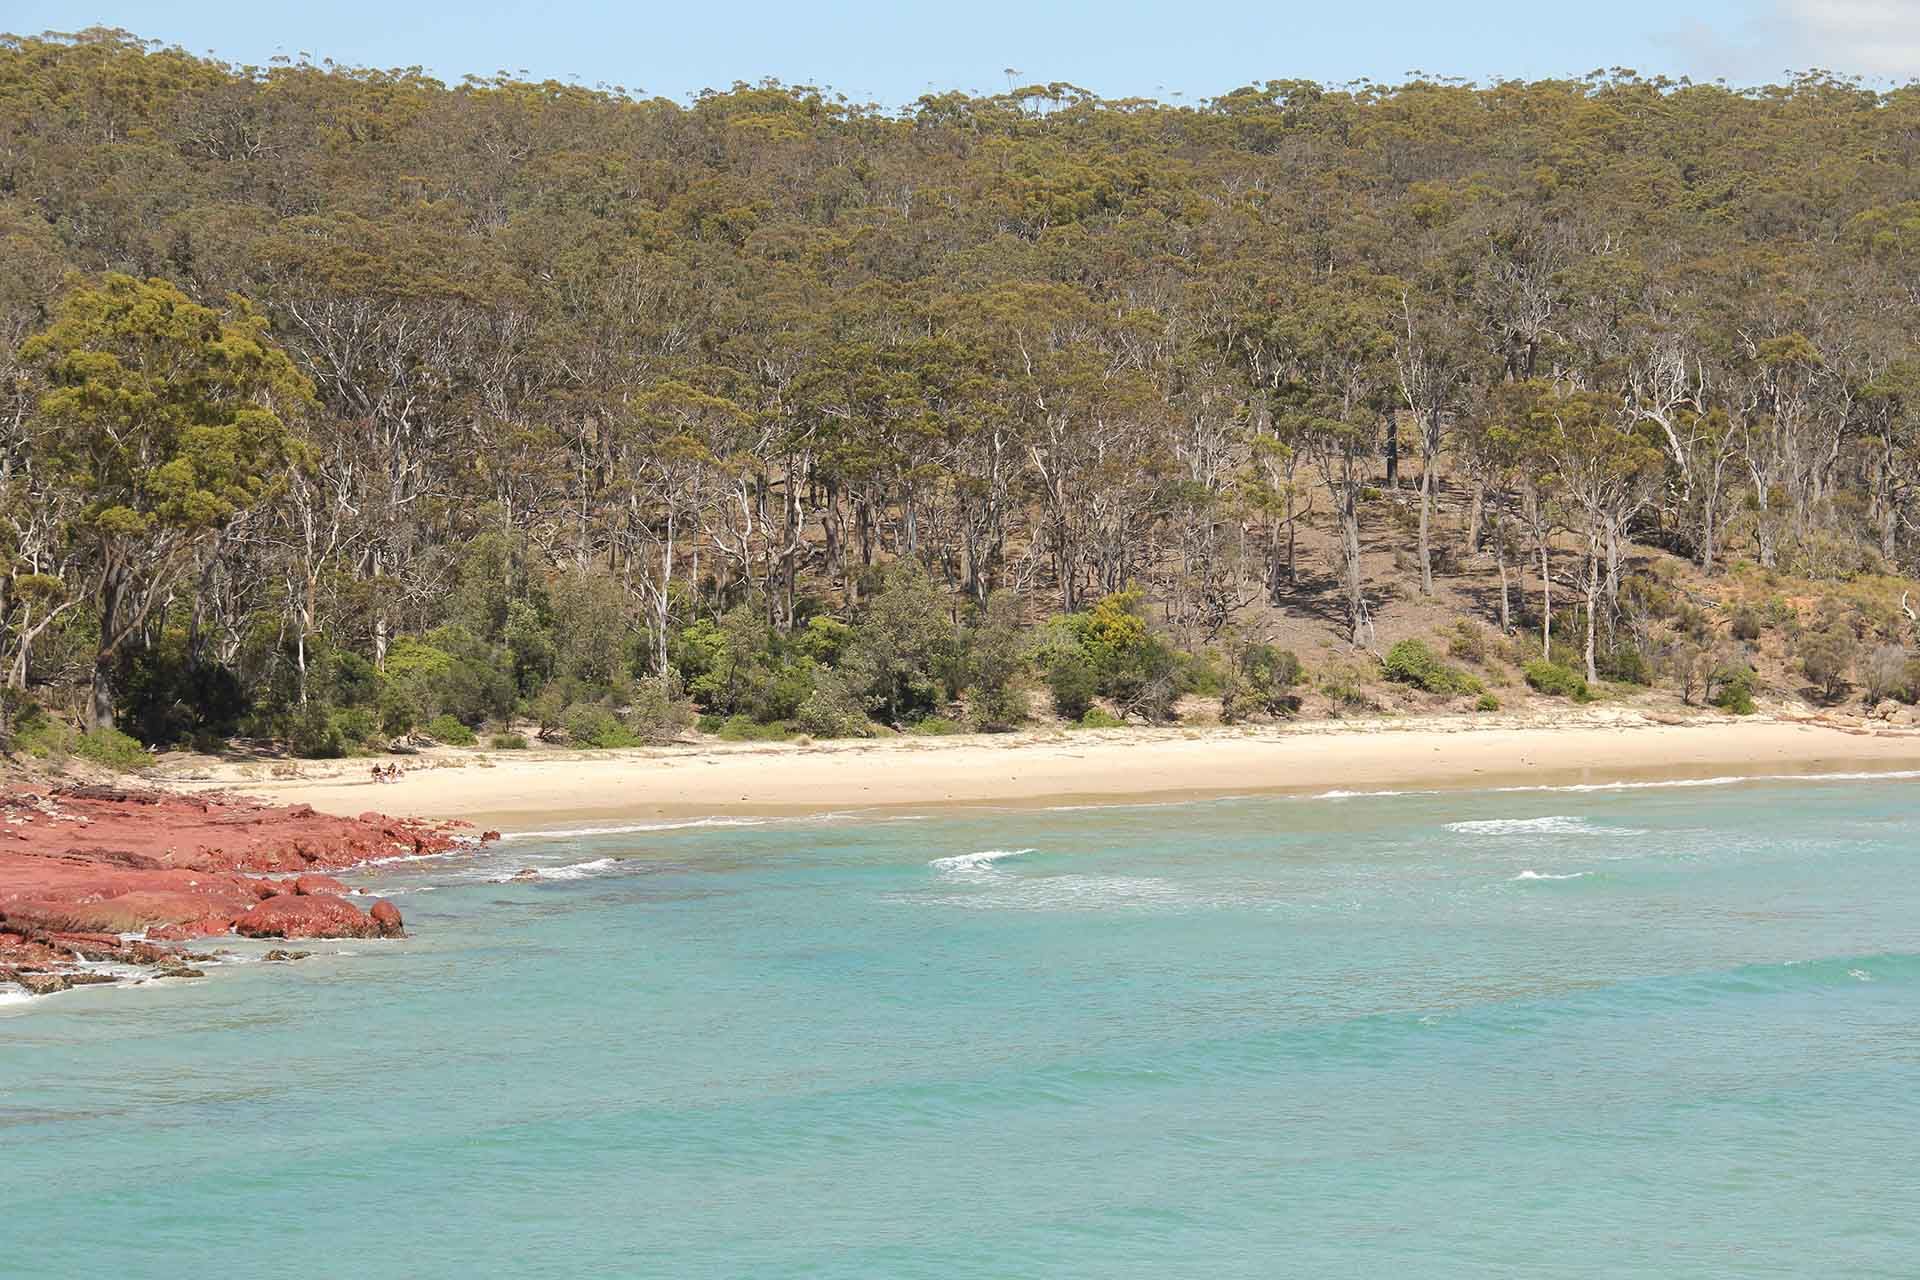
<box><xmin>159</xmin><ymin>710</ymin><xmax>1920</xmax><ymax>832</ymax></box>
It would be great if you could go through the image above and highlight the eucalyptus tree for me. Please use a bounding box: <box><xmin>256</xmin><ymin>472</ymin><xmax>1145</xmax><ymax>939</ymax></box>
<box><xmin>21</xmin><ymin>274</ymin><xmax>313</xmax><ymax>727</ymax></box>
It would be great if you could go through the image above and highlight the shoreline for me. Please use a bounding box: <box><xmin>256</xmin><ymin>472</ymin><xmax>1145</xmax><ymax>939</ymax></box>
<box><xmin>157</xmin><ymin>711</ymin><xmax>1920</xmax><ymax>832</ymax></box>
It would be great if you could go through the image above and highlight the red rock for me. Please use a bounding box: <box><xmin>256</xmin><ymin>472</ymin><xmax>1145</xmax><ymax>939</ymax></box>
<box><xmin>368</xmin><ymin>899</ymin><xmax>405</xmax><ymax>938</ymax></box>
<box><xmin>293</xmin><ymin>874</ymin><xmax>349</xmax><ymax>896</ymax></box>
<box><xmin>235</xmin><ymin>893</ymin><xmax>379</xmax><ymax>940</ymax></box>
<box><xmin>0</xmin><ymin>787</ymin><xmax>468</xmax><ymax>961</ymax></box>
<box><xmin>149</xmin><ymin>915</ymin><xmax>236</xmax><ymax>941</ymax></box>
<box><xmin>481</xmin><ymin>831</ymin><xmax>502</xmax><ymax>843</ymax></box>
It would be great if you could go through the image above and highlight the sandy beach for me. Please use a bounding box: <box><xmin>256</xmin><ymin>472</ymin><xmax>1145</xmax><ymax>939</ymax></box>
<box><xmin>156</xmin><ymin>711</ymin><xmax>1920</xmax><ymax>832</ymax></box>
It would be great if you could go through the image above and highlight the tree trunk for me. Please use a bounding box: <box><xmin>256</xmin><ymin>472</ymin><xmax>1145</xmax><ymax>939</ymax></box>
<box><xmin>1583</xmin><ymin>544</ymin><xmax>1600</xmax><ymax>684</ymax></box>
<box><xmin>1417</xmin><ymin>460</ymin><xmax>1434</xmax><ymax>596</ymax></box>
<box><xmin>1539</xmin><ymin>537</ymin><xmax>1552</xmax><ymax>658</ymax></box>
<box><xmin>1342</xmin><ymin>486</ymin><xmax>1366</xmax><ymax>647</ymax></box>
<box><xmin>1496</xmin><ymin>525</ymin><xmax>1511</xmax><ymax>634</ymax></box>
<box><xmin>87</xmin><ymin>561</ymin><xmax>129</xmax><ymax>731</ymax></box>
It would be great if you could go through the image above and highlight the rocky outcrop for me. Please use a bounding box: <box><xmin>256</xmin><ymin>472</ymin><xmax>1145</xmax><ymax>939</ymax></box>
<box><xmin>234</xmin><ymin>892</ymin><xmax>386</xmax><ymax>939</ymax></box>
<box><xmin>0</xmin><ymin>786</ymin><xmax>484</xmax><ymax>996</ymax></box>
<box><xmin>368</xmin><ymin>899</ymin><xmax>405</xmax><ymax>938</ymax></box>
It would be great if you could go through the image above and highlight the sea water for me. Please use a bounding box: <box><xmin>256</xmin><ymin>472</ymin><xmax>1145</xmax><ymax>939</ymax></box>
<box><xmin>3</xmin><ymin>777</ymin><xmax>1917</xmax><ymax>1277</ymax></box>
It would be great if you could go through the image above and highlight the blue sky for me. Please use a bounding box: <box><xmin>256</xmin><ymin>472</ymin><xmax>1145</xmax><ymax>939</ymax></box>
<box><xmin>8</xmin><ymin>1</ymin><xmax>1919</xmax><ymax>104</ymax></box>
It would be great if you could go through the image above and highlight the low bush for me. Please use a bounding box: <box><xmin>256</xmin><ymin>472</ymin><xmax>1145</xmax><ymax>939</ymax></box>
<box><xmin>794</xmin><ymin>671</ymin><xmax>872</xmax><ymax>738</ymax></box>
<box><xmin>1709</xmin><ymin>662</ymin><xmax>1758</xmax><ymax>715</ymax></box>
<box><xmin>1475</xmin><ymin>693</ymin><xmax>1501</xmax><ymax>712</ymax></box>
<box><xmin>1046</xmin><ymin>650</ymin><xmax>1098</xmax><ymax>722</ymax></box>
<box><xmin>1523</xmin><ymin>660</ymin><xmax>1593</xmax><ymax>702</ymax></box>
<box><xmin>424</xmin><ymin>712</ymin><xmax>477</xmax><ymax>746</ymax></box>
<box><xmin>489</xmin><ymin>732</ymin><xmax>529</xmax><ymax>750</ymax></box>
<box><xmin>330</xmin><ymin>705</ymin><xmax>381</xmax><ymax>749</ymax></box>
<box><xmin>1445</xmin><ymin>621</ymin><xmax>1491</xmax><ymax>665</ymax></box>
<box><xmin>1220</xmin><ymin>643</ymin><xmax>1304</xmax><ymax>723</ymax></box>
<box><xmin>562</xmin><ymin>703</ymin><xmax>642</xmax><ymax>749</ymax></box>
<box><xmin>1798</xmin><ymin>625</ymin><xmax>1857</xmax><ymax>702</ymax></box>
<box><xmin>1729</xmin><ymin>604</ymin><xmax>1764</xmax><ymax>641</ymax></box>
<box><xmin>908</xmin><ymin>715</ymin><xmax>966</xmax><ymax>736</ymax></box>
<box><xmin>1861</xmin><ymin>644</ymin><xmax>1913</xmax><ymax>704</ymax></box>
<box><xmin>1384</xmin><ymin>639</ymin><xmax>1482</xmax><ymax>696</ymax></box>
<box><xmin>1077</xmin><ymin>707</ymin><xmax>1125</xmax><ymax>729</ymax></box>
<box><xmin>72</xmin><ymin>726</ymin><xmax>152</xmax><ymax>771</ymax></box>
<box><xmin>1597</xmin><ymin>642</ymin><xmax>1652</xmax><ymax>686</ymax></box>
<box><xmin>715</xmin><ymin>714</ymin><xmax>792</xmax><ymax>742</ymax></box>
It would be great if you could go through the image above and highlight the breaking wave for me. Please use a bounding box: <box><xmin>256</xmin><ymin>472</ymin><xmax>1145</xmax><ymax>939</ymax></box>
<box><xmin>1446</xmin><ymin>816</ymin><xmax>1614</xmax><ymax>836</ymax></box>
<box><xmin>503</xmin><ymin>817</ymin><xmax>773</xmax><ymax>841</ymax></box>
<box><xmin>1512</xmin><ymin>869</ymin><xmax>1589</xmax><ymax>881</ymax></box>
<box><xmin>1492</xmin><ymin>769</ymin><xmax>1920</xmax><ymax>795</ymax></box>
<box><xmin>929</xmin><ymin>848</ymin><xmax>1036</xmax><ymax>874</ymax></box>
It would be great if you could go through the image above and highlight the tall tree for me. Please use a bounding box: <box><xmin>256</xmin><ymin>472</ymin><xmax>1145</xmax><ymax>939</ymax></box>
<box><xmin>22</xmin><ymin>274</ymin><xmax>313</xmax><ymax>727</ymax></box>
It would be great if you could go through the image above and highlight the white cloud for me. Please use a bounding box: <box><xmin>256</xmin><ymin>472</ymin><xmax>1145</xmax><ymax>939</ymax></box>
<box><xmin>1778</xmin><ymin>0</ymin><xmax>1920</xmax><ymax>78</ymax></box>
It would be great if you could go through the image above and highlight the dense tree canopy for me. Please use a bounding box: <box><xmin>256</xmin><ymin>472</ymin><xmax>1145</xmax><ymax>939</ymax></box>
<box><xmin>4</xmin><ymin>28</ymin><xmax>1920</xmax><ymax>747</ymax></box>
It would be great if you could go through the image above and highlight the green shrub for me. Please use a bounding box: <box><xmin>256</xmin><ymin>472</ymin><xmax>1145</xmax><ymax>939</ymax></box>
<box><xmin>794</xmin><ymin>671</ymin><xmax>872</xmax><ymax>738</ymax></box>
<box><xmin>1446</xmin><ymin>621</ymin><xmax>1491</xmax><ymax>665</ymax></box>
<box><xmin>715</xmin><ymin>714</ymin><xmax>792</xmax><ymax>742</ymax></box>
<box><xmin>965</xmin><ymin>591</ymin><xmax>1030</xmax><ymax>731</ymax></box>
<box><xmin>562</xmin><ymin>703</ymin><xmax>642</xmax><ymax>749</ymax></box>
<box><xmin>424</xmin><ymin>712</ymin><xmax>477</xmax><ymax>746</ymax></box>
<box><xmin>1798</xmin><ymin>625</ymin><xmax>1857</xmax><ymax>702</ymax></box>
<box><xmin>1220</xmin><ymin>642</ymin><xmax>1304</xmax><ymax>722</ymax></box>
<box><xmin>1475</xmin><ymin>693</ymin><xmax>1501</xmax><ymax>712</ymax></box>
<box><xmin>1709</xmin><ymin>662</ymin><xmax>1758</xmax><ymax>715</ymax></box>
<box><xmin>1729</xmin><ymin>604</ymin><xmax>1764</xmax><ymax>641</ymax></box>
<box><xmin>329</xmin><ymin>705</ymin><xmax>382</xmax><ymax>749</ymax></box>
<box><xmin>290</xmin><ymin>702</ymin><xmax>346</xmax><ymax>758</ymax></box>
<box><xmin>1</xmin><ymin>691</ymin><xmax>47</xmax><ymax>751</ymax></box>
<box><xmin>1384</xmin><ymin>639</ymin><xmax>1482</xmax><ymax>696</ymax></box>
<box><xmin>1046</xmin><ymin>650</ymin><xmax>1098</xmax><ymax>721</ymax></box>
<box><xmin>489</xmin><ymin>732</ymin><xmax>529</xmax><ymax>750</ymax></box>
<box><xmin>1078</xmin><ymin>707</ymin><xmax>1124</xmax><ymax>729</ymax></box>
<box><xmin>15</xmin><ymin>715</ymin><xmax>76</xmax><ymax>761</ymax></box>
<box><xmin>909</xmin><ymin>715</ymin><xmax>966</xmax><ymax>736</ymax></box>
<box><xmin>1523</xmin><ymin>660</ymin><xmax>1592</xmax><ymax>702</ymax></box>
<box><xmin>72</xmin><ymin>726</ymin><xmax>151</xmax><ymax>771</ymax></box>
<box><xmin>1598</xmin><ymin>642</ymin><xmax>1653</xmax><ymax>686</ymax></box>
<box><xmin>629</xmin><ymin>675</ymin><xmax>699</xmax><ymax>740</ymax></box>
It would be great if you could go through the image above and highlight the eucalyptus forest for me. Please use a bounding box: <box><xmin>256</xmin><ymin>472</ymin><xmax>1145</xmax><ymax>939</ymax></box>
<box><xmin>5</xmin><ymin>27</ymin><xmax>1920</xmax><ymax>757</ymax></box>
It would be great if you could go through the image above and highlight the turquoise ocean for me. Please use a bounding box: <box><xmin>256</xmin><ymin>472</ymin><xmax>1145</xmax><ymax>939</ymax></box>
<box><xmin>4</xmin><ymin>775</ymin><xmax>1918</xmax><ymax>1277</ymax></box>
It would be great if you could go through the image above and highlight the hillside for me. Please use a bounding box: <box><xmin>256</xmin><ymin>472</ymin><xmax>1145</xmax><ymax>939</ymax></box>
<box><xmin>4</xmin><ymin>28</ymin><xmax>1920</xmax><ymax>760</ymax></box>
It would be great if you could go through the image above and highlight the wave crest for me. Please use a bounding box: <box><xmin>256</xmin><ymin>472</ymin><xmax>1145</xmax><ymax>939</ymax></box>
<box><xmin>1447</xmin><ymin>816</ymin><xmax>1609</xmax><ymax>836</ymax></box>
<box><xmin>929</xmin><ymin>848</ymin><xmax>1036</xmax><ymax>874</ymax></box>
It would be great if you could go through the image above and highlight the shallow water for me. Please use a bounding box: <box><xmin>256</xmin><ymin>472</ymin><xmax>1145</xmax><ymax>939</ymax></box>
<box><xmin>4</xmin><ymin>778</ymin><xmax>1917</xmax><ymax>1277</ymax></box>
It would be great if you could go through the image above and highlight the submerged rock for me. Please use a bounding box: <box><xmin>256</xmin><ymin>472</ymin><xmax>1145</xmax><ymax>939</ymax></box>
<box><xmin>16</xmin><ymin>972</ymin><xmax>70</xmax><ymax>995</ymax></box>
<box><xmin>262</xmin><ymin>949</ymin><xmax>312</xmax><ymax>962</ymax></box>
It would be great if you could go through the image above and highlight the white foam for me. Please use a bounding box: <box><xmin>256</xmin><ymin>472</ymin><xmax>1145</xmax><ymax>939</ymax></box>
<box><xmin>1316</xmin><ymin>788</ymin><xmax>1432</xmax><ymax>799</ymax></box>
<box><xmin>930</xmin><ymin>848</ymin><xmax>1036</xmax><ymax>874</ymax></box>
<box><xmin>502</xmin><ymin>817</ymin><xmax>772</xmax><ymax>841</ymax></box>
<box><xmin>940</xmin><ymin>874</ymin><xmax>1191</xmax><ymax>912</ymax></box>
<box><xmin>1447</xmin><ymin>816</ymin><xmax>1610</xmax><ymax>836</ymax></box>
<box><xmin>1512</xmin><ymin>869</ymin><xmax>1589</xmax><ymax>881</ymax></box>
<box><xmin>1491</xmin><ymin>769</ymin><xmax>1920</xmax><ymax>795</ymax></box>
<box><xmin>492</xmin><ymin>857</ymin><xmax>621</xmax><ymax>882</ymax></box>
